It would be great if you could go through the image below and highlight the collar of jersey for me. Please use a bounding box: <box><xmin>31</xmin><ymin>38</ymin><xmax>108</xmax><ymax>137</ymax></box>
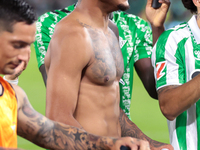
<box><xmin>188</xmin><ymin>15</ymin><xmax>200</xmax><ymax>44</ymax></box>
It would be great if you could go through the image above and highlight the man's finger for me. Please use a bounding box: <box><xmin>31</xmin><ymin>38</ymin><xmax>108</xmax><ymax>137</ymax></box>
<box><xmin>137</xmin><ymin>140</ymin><xmax>150</xmax><ymax>150</ymax></box>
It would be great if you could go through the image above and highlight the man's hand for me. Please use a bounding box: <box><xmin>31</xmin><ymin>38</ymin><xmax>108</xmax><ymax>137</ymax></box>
<box><xmin>111</xmin><ymin>137</ymin><xmax>151</xmax><ymax>150</ymax></box>
<box><xmin>146</xmin><ymin>0</ymin><xmax>170</xmax><ymax>45</ymax></box>
<box><xmin>114</xmin><ymin>137</ymin><xmax>174</xmax><ymax>150</ymax></box>
<box><xmin>146</xmin><ymin>0</ymin><xmax>170</xmax><ymax>28</ymax></box>
<box><xmin>5</xmin><ymin>50</ymin><xmax>30</xmax><ymax>80</ymax></box>
<box><xmin>5</xmin><ymin>61</ymin><xmax>27</xmax><ymax>80</ymax></box>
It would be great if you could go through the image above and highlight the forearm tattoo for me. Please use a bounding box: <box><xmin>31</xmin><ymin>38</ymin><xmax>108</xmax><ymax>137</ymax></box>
<box><xmin>17</xmin><ymin>97</ymin><xmax>116</xmax><ymax>150</ymax></box>
<box><xmin>119</xmin><ymin>108</ymin><xmax>167</xmax><ymax>148</ymax></box>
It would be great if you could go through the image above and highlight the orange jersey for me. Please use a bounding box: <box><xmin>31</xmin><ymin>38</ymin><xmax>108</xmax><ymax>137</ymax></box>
<box><xmin>0</xmin><ymin>76</ymin><xmax>17</xmax><ymax>148</ymax></box>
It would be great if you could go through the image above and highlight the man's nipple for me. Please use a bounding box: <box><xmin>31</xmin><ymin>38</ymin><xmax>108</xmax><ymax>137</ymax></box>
<box><xmin>104</xmin><ymin>76</ymin><xmax>110</xmax><ymax>82</ymax></box>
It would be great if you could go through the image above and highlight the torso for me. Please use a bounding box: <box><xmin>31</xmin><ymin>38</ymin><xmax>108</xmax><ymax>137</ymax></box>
<box><xmin>45</xmin><ymin>12</ymin><xmax>124</xmax><ymax>137</ymax></box>
<box><xmin>35</xmin><ymin>7</ymin><xmax>153</xmax><ymax>120</ymax></box>
<box><xmin>76</xmin><ymin>23</ymin><xmax>124</xmax><ymax>137</ymax></box>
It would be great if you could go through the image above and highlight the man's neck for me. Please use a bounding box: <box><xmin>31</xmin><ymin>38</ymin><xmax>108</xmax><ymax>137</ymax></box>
<box><xmin>75</xmin><ymin>1</ymin><xmax>111</xmax><ymax>30</ymax></box>
<box><xmin>197</xmin><ymin>13</ymin><xmax>200</xmax><ymax>29</ymax></box>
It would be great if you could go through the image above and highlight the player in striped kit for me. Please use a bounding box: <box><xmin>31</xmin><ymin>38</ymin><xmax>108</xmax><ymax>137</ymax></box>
<box><xmin>152</xmin><ymin>0</ymin><xmax>200</xmax><ymax>149</ymax></box>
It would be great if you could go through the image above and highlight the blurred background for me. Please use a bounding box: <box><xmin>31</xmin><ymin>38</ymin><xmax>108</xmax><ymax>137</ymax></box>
<box><xmin>27</xmin><ymin>0</ymin><xmax>192</xmax><ymax>29</ymax></box>
<box><xmin>18</xmin><ymin>0</ymin><xmax>192</xmax><ymax>149</ymax></box>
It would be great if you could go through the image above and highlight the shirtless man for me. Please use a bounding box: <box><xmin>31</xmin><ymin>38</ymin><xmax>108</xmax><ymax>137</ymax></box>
<box><xmin>45</xmin><ymin>0</ymin><xmax>173</xmax><ymax>149</ymax></box>
<box><xmin>0</xmin><ymin>0</ymin><xmax>153</xmax><ymax>149</ymax></box>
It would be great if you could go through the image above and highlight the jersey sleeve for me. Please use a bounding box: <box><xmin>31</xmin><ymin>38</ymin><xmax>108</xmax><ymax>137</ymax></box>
<box><xmin>34</xmin><ymin>13</ymin><xmax>53</xmax><ymax>69</ymax></box>
<box><xmin>151</xmin><ymin>29</ymin><xmax>185</xmax><ymax>90</ymax></box>
<box><xmin>33</xmin><ymin>7</ymin><xmax>72</xmax><ymax>69</ymax></box>
<box><xmin>133</xmin><ymin>18</ymin><xmax>153</xmax><ymax>62</ymax></box>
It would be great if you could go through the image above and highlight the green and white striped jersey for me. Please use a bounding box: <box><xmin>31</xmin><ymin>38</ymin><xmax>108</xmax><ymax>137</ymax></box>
<box><xmin>152</xmin><ymin>15</ymin><xmax>200</xmax><ymax>150</ymax></box>
<box><xmin>34</xmin><ymin>4</ymin><xmax>153</xmax><ymax>120</ymax></box>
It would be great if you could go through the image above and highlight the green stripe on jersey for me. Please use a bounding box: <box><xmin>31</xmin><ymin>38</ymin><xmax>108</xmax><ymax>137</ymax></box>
<box><xmin>155</xmin><ymin>29</ymin><xmax>173</xmax><ymax>88</ymax></box>
<box><xmin>175</xmin><ymin>38</ymin><xmax>188</xmax><ymax>84</ymax></box>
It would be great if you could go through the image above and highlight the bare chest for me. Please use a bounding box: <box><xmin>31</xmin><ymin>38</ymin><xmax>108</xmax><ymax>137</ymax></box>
<box><xmin>84</xmin><ymin>28</ymin><xmax>124</xmax><ymax>85</ymax></box>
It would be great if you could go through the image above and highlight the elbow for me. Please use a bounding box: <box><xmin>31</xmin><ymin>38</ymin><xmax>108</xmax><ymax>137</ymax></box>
<box><xmin>159</xmin><ymin>100</ymin><xmax>177</xmax><ymax>121</ymax></box>
<box><xmin>161</xmin><ymin>107</ymin><xmax>176</xmax><ymax>121</ymax></box>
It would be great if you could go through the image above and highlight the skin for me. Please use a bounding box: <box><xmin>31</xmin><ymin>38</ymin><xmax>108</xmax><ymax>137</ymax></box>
<box><xmin>157</xmin><ymin>0</ymin><xmax>200</xmax><ymax>121</ymax></box>
<box><xmin>39</xmin><ymin>0</ymin><xmax>170</xmax><ymax>100</ymax></box>
<box><xmin>1</xmin><ymin>22</ymin><xmax>31</xmax><ymax>80</ymax></box>
<box><xmin>139</xmin><ymin>0</ymin><xmax>170</xmax><ymax>99</ymax></box>
<box><xmin>0</xmin><ymin>22</ymin><xmax>33</xmax><ymax>76</ymax></box>
<box><xmin>45</xmin><ymin>0</ymin><xmax>173</xmax><ymax>149</ymax></box>
<box><xmin>5</xmin><ymin>0</ymin><xmax>172</xmax><ymax>149</ymax></box>
<box><xmin>0</xmin><ymin>21</ymin><xmax>146</xmax><ymax>150</ymax></box>
<box><xmin>119</xmin><ymin>108</ymin><xmax>174</xmax><ymax>150</ymax></box>
<box><xmin>0</xmin><ymin>148</ymin><xmax>23</xmax><ymax>150</ymax></box>
<box><xmin>45</xmin><ymin>0</ymin><xmax>127</xmax><ymax>135</ymax></box>
<box><xmin>146</xmin><ymin>0</ymin><xmax>170</xmax><ymax>45</ymax></box>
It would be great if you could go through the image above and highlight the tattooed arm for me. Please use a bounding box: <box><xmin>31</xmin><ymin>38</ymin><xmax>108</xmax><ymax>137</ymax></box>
<box><xmin>119</xmin><ymin>108</ymin><xmax>173</xmax><ymax>150</ymax></box>
<box><xmin>12</xmin><ymin>84</ymin><xmax>143</xmax><ymax>150</ymax></box>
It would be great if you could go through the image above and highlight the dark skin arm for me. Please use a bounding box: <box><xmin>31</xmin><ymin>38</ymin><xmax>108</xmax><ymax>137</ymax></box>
<box><xmin>39</xmin><ymin>64</ymin><xmax>47</xmax><ymax>86</ymax></box>
<box><xmin>119</xmin><ymin>108</ymin><xmax>174</xmax><ymax>150</ymax></box>
<box><xmin>134</xmin><ymin>58</ymin><xmax>158</xmax><ymax>99</ymax></box>
<box><xmin>135</xmin><ymin>0</ymin><xmax>171</xmax><ymax>100</ymax></box>
<box><xmin>146</xmin><ymin>0</ymin><xmax>170</xmax><ymax>45</ymax></box>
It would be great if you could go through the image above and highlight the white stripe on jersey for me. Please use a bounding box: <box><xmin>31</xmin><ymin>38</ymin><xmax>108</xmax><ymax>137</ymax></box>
<box><xmin>167</xmin><ymin>119</ymin><xmax>180</xmax><ymax>150</ymax></box>
<box><xmin>164</xmin><ymin>30</ymin><xmax>180</xmax><ymax>86</ymax></box>
<box><xmin>185</xmin><ymin>37</ymin><xmax>196</xmax><ymax>81</ymax></box>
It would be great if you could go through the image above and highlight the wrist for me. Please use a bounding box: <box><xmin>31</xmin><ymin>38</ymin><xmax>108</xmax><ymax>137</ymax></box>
<box><xmin>3</xmin><ymin>75</ymin><xmax>19</xmax><ymax>85</ymax></box>
<box><xmin>4</xmin><ymin>75</ymin><xmax>18</xmax><ymax>80</ymax></box>
<box><xmin>151</xmin><ymin>24</ymin><xmax>165</xmax><ymax>36</ymax></box>
<box><xmin>151</xmin><ymin>24</ymin><xmax>165</xmax><ymax>30</ymax></box>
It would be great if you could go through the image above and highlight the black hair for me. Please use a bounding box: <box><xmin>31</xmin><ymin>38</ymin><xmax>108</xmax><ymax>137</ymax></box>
<box><xmin>182</xmin><ymin>0</ymin><xmax>197</xmax><ymax>14</ymax></box>
<box><xmin>0</xmin><ymin>0</ymin><xmax>37</xmax><ymax>32</ymax></box>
